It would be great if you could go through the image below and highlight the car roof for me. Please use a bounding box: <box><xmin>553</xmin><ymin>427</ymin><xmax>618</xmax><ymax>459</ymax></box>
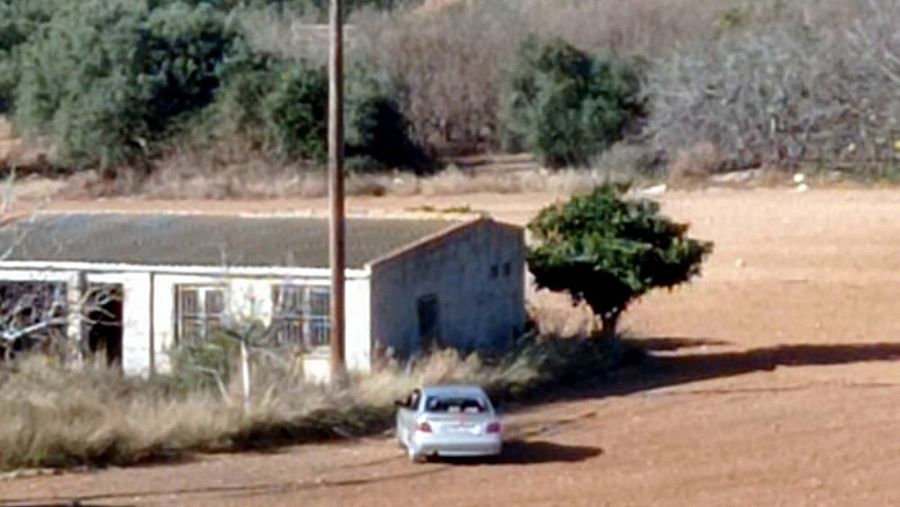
<box><xmin>420</xmin><ymin>384</ymin><xmax>489</xmax><ymax>398</ymax></box>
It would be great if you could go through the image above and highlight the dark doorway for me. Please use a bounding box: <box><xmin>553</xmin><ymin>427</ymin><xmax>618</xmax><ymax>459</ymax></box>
<box><xmin>417</xmin><ymin>294</ymin><xmax>441</xmax><ymax>348</ymax></box>
<box><xmin>83</xmin><ymin>284</ymin><xmax>124</xmax><ymax>367</ymax></box>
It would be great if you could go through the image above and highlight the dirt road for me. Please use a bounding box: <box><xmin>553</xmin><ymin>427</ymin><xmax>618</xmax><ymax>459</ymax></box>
<box><xmin>4</xmin><ymin>187</ymin><xmax>900</xmax><ymax>506</ymax></box>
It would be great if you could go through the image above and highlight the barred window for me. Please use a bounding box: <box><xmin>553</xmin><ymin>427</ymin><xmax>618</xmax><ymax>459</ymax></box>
<box><xmin>307</xmin><ymin>288</ymin><xmax>330</xmax><ymax>348</ymax></box>
<box><xmin>272</xmin><ymin>285</ymin><xmax>330</xmax><ymax>351</ymax></box>
<box><xmin>176</xmin><ymin>286</ymin><xmax>225</xmax><ymax>345</ymax></box>
<box><xmin>0</xmin><ymin>282</ymin><xmax>68</xmax><ymax>350</ymax></box>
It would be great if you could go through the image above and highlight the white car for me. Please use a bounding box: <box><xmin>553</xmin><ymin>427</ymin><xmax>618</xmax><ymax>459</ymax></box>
<box><xmin>395</xmin><ymin>385</ymin><xmax>503</xmax><ymax>463</ymax></box>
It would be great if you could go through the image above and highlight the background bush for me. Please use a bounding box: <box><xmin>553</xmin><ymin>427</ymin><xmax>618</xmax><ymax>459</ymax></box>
<box><xmin>262</xmin><ymin>62</ymin><xmax>330</xmax><ymax>162</ymax></box>
<box><xmin>501</xmin><ymin>37</ymin><xmax>644</xmax><ymax>168</ymax></box>
<box><xmin>0</xmin><ymin>0</ymin><xmax>63</xmax><ymax>113</ymax></box>
<box><xmin>6</xmin><ymin>0</ymin><xmax>900</xmax><ymax>183</ymax></box>
<box><xmin>208</xmin><ymin>54</ymin><xmax>426</xmax><ymax>170</ymax></box>
<box><xmin>354</xmin><ymin>2</ymin><xmax>520</xmax><ymax>154</ymax></box>
<box><xmin>645</xmin><ymin>0</ymin><xmax>900</xmax><ymax>176</ymax></box>
<box><xmin>345</xmin><ymin>64</ymin><xmax>430</xmax><ymax>172</ymax></box>
<box><xmin>13</xmin><ymin>0</ymin><xmax>236</xmax><ymax>168</ymax></box>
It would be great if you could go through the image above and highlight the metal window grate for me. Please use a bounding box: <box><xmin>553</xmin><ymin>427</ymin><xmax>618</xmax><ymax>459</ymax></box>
<box><xmin>176</xmin><ymin>286</ymin><xmax>225</xmax><ymax>345</ymax></box>
<box><xmin>273</xmin><ymin>285</ymin><xmax>330</xmax><ymax>351</ymax></box>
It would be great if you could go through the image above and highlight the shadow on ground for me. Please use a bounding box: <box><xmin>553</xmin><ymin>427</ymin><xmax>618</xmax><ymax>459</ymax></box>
<box><xmin>439</xmin><ymin>440</ymin><xmax>602</xmax><ymax>466</ymax></box>
<box><xmin>603</xmin><ymin>338</ymin><xmax>900</xmax><ymax>398</ymax></box>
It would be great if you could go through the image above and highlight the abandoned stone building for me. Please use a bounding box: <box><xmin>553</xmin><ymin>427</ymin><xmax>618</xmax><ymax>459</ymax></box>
<box><xmin>0</xmin><ymin>212</ymin><xmax>526</xmax><ymax>380</ymax></box>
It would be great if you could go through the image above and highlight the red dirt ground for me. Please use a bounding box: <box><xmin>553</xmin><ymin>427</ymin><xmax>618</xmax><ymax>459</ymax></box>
<box><xmin>4</xmin><ymin>187</ymin><xmax>900</xmax><ymax>506</ymax></box>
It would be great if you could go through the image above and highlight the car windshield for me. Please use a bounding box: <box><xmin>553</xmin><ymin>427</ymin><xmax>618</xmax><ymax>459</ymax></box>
<box><xmin>424</xmin><ymin>396</ymin><xmax>488</xmax><ymax>414</ymax></box>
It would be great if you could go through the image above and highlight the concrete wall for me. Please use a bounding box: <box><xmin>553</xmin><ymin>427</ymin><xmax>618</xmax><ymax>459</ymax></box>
<box><xmin>369</xmin><ymin>219</ymin><xmax>526</xmax><ymax>359</ymax></box>
<box><xmin>151</xmin><ymin>273</ymin><xmax>371</xmax><ymax>379</ymax></box>
<box><xmin>0</xmin><ymin>267</ymin><xmax>372</xmax><ymax>380</ymax></box>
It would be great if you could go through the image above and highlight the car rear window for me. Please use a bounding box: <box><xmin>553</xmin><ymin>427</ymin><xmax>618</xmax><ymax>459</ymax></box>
<box><xmin>424</xmin><ymin>396</ymin><xmax>487</xmax><ymax>414</ymax></box>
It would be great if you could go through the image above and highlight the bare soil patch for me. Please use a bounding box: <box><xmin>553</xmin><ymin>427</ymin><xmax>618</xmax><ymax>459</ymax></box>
<box><xmin>4</xmin><ymin>187</ymin><xmax>900</xmax><ymax>506</ymax></box>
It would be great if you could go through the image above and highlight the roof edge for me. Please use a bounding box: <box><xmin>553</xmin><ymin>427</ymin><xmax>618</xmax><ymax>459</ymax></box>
<box><xmin>28</xmin><ymin>209</ymin><xmax>484</xmax><ymax>222</ymax></box>
<box><xmin>0</xmin><ymin>260</ymin><xmax>372</xmax><ymax>279</ymax></box>
<box><xmin>365</xmin><ymin>216</ymin><xmax>520</xmax><ymax>269</ymax></box>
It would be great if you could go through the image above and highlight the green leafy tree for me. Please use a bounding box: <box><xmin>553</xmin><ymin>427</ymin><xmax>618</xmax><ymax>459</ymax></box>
<box><xmin>527</xmin><ymin>185</ymin><xmax>713</xmax><ymax>339</ymax></box>
<box><xmin>0</xmin><ymin>0</ymin><xmax>63</xmax><ymax>112</ymax></box>
<box><xmin>263</xmin><ymin>61</ymin><xmax>329</xmax><ymax>161</ymax></box>
<box><xmin>217</xmin><ymin>56</ymin><xmax>427</xmax><ymax>169</ymax></box>
<box><xmin>13</xmin><ymin>0</ymin><xmax>236</xmax><ymax>168</ymax></box>
<box><xmin>501</xmin><ymin>37</ymin><xmax>644</xmax><ymax>168</ymax></box>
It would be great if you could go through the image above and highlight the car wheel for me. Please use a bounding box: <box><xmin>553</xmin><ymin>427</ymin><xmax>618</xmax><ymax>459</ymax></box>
<box><xmin>395</xmin><ymin>424</ymin><xmax>406</xmax><ymax>448</ymax></box>
<box><xmin>408</xmin><ymin>448</ymin><xmax>427</xmax><ymax>464</ymax></box>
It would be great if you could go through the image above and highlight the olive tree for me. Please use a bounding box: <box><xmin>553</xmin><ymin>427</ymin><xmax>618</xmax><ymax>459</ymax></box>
<box><xmin>527</xmin><ymin>185</ymin><xmax>713</xmax><ymax>339</ymax></box>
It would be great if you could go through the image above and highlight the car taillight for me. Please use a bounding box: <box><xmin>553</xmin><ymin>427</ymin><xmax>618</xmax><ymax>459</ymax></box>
<box><xmin>417</xmin><ymin>421</ymin><xmax>433</xmax><ymax>433</ymax></box>
<box><xmin>486</xmin><ymin>422</ymin><xmax>501</xmax><ymax>434</ymax></box>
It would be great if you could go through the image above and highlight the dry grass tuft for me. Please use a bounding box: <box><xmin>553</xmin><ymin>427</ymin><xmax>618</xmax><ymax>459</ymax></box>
<box><xmin>59</xmin><ymin>149</ymin><xmax>635</xmax><ymax>200</ymax></box>
<box><xmin>668</xmin><ymin>142</ymin><xmax>725</xmax><ymax>182</ymax></box>
<box><xmin>0</xmin><ymin>333</ymin><xmax>623</xmax><ymax>471</ymax></box>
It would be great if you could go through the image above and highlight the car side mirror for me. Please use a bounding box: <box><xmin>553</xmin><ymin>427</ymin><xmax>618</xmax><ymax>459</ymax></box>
<box><xmin>394</xmin><ymin>399</ymin><xmax>407</xmax><ymax>408</ymax></box>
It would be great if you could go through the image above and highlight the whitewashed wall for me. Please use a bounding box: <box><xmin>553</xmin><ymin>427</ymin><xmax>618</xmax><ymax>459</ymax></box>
<box><xmin>345</xmin><ymin>278</ymin><xmax>372</xmax><ymax>373</ymax></box>
<box><xmin>151</xmin><ymin>273</ymin><xmax>372</xmax><ymax>378</ymax></box>
<box><xmin>369</xmin><ymin>220</ymin><xmax>526</xmax><ymax>358</ymax></box>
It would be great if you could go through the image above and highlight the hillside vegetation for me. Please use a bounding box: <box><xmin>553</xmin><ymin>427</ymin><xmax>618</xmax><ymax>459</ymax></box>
<box><xmin>2</xmin><ymin>0</ymin><xmax>900</xmax><ymax>189</ymax></box>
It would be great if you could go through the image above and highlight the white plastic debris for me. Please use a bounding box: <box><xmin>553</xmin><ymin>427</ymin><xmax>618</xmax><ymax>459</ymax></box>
<box><xmin>640</xmin><ymin>184</ymin><xmax>667</xmax><ymax>196</ymax></box>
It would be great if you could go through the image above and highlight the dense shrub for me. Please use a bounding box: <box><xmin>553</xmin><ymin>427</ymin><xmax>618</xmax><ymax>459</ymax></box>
<box><xmin>205</xmin><ymin>41</ymin><xmax>279</xmax><ymax>152</ymax></box>
<box><xmin>352</xmin><ymin>0</ymin><xmax>748</xmax><ymax>156</ymax></box>
<box><xmin>210</xmin><ymin>54</ymin><xmax>426</xmax><ymax>169</ymax></box>
<box><xmin>0</xmin><ymin>0</ymin><xmax>64</xmax><ymax>113</ymax></box>
<box><xmin>13</xmin><ymin>0</ymin><xmax>237</xmax><ymax>167</ymax></box>
<box><xmin>645</xmin><ymin>0</ymin><xmax>900</xmax><ymax>176</ymax></box>
<box><xmin>500</xmin><ymin>37</ymin><xmax>644</xmax><ymax>168</ymax></box>
<box><xmin>0</xmin><ymin>53</ymin><xmax>14</xmax><ymax>114</ymax></box>
<box><xmin>345</xmin><ymin>64</ymin><xmax>430</xmax><ymax>171</ymax></box>
<box><xmin>169</xmin><ymin>331</ymin><xmax>242</xmax><ymax>394</ymax></box>
<box><xmin>0</xmin><ymin>3</ymin><xmax>17</xmax><ymax>112</ymax></box>
<box><xmin>261</xmin><ymin>62</ymin><xmax>330</xmax><ymax>162</ymax></box>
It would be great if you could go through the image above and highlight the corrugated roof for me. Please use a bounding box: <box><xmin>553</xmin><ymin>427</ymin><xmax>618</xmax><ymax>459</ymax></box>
<box><xmin>0</xmin><ymin>213</ymin><xmax>464</xmax><ymax>269</ymax></box>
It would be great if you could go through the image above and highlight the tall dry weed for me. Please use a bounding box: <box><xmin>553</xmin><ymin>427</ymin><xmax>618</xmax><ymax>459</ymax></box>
<box><xmin>0</xmin><ymin>332</ymin><xmax>620</xmax><ymax>471</ymax></box>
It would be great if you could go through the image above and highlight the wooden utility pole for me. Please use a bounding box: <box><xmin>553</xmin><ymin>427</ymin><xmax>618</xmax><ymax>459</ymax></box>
<box><xmin>328</xmin><ymin>0</ymin><xmax>347</xmax><ymax>379</ymax></box>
